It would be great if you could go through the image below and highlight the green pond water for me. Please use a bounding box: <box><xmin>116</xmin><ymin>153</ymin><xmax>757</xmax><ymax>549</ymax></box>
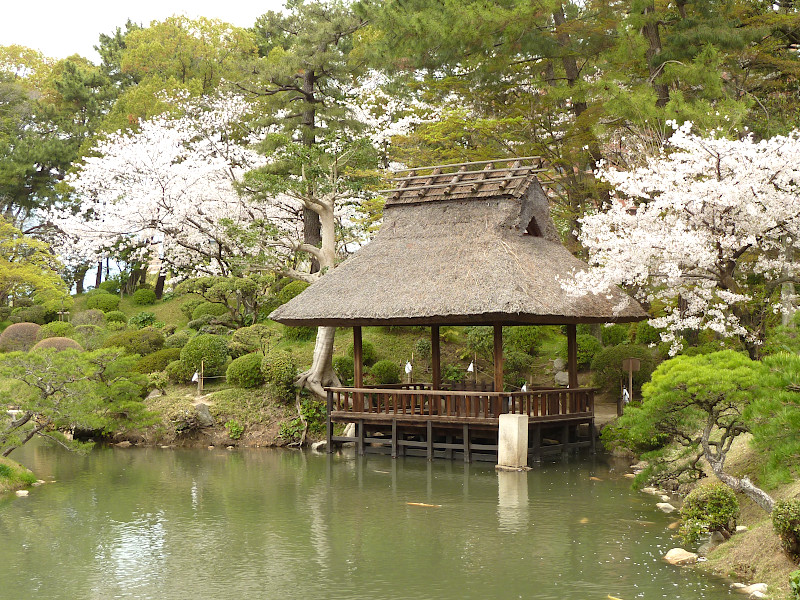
<box><xmin>1</xmin><ymin>443</ymin><xmax>735</xmax><ymax>600</ymax></box>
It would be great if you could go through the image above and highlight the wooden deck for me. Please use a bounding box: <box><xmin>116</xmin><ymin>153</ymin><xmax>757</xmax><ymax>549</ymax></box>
<box><xmin>325</xmin><ymin>385</ymin><xmax>596</xmax><ymax>461</ymax></box>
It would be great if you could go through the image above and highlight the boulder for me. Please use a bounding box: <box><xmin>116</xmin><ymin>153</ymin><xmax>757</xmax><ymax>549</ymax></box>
<box><xmin>663</xmin><ymin>548</ymin><xmax>698</xmax><ymax>565</ymax></box>
<box><xmin>641</xmin><ymin>487</ymin><xmax>659</xmax><ymax>495</ymax></box>
<box><xmin>735</xmin><ymin>584</ymin><xmax>767</xmax><ymax>596</ymax></box>
<box><xmin>659</xmin><ymin>494</ymin><xmax>671</xmax><ymax>502</ymax></box>
<box><xmin>735</xmin><ymin>525</ymin><xmax>749</xmax><ymax>533</ymax></box>
<box><xmin>115</xmin><ymin>440</ymin><xmax>132</xmax><ymax>448</ymax></box>
<box><xmin>656</xmin><ymin>502</ymin><xmax>677</xmax><ymax>513</ymax></box>
<box><xmin>15</xmin><ymin>490</ymin><xmax>29</xmax><ymax>497</ymax></box>
<box><xmin>146</xmin><ymin>389</ymin><xmax>163</xmax><ymax>399</ymax></box>
<box><xmin>311</xmin><ymin>441</ymin><xmax>327</xmax><ymax>453</ymax></box>
<box><xmin>194</xmin><ymin>403</ymin><xmax>215</xmax><ymax>427</ymax></box>
<box><xmin>552</xmin><ymin>358</ymin><xmax>566</xmax><ymax>372</ymax></box>
<box><xmin>554</xmin><ymin>371</ymin><xmax>570</xmax><ymax>387</ymax></box>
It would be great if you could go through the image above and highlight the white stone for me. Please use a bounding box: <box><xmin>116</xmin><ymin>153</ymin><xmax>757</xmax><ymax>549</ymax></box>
<box><xmin>660</xmin><ymin>494</ymin><xmax>671</xmax><ymax>502</ymax></box>
<box><xmin>641</xmin><ymin>487</ymin><xmax>659</xmax><ymax>495</ymax></box>
<box><xmin>498</xmin><ymin>413</ymin><xmax>528</xmax><ymax>468</ymax></box>
<box><xmin>15</xmin><ymin>490</ymin><xmax>29</xmax><ymax>497</ymax></box>
<box><xmin>552</xmin><ymin>358</ymin><xmax>566</xmax><ymax>372</ymax></box>
<box><xmin>311</xmin><ymin>441</ymin><xmax>327</xmax><ymax>453</ymax></box>
<box><xmin>554</xmin><ymin>371</ymin><xmax>570</xmax><ymax>387</ymax></box>
<box><xmin>656</xmin><ymin>502</ymin><xmax>677</xmax><ymax>513</ymax></box>
<box><xmin>749</xmin><ymin>592</ymin><xmax>767</xmax><ymax>599</ymax></box>
<box><xmin>736</xmin><ymin>584</ymin><xmax>768</xmax><ymax>596</ymax></box>
<box><xmin>146</xmin><ymin>389</ymin><xmax>163</xmax><ymax>399</ymax></box>
<box><xmin>736</xmin><ymin>525</ymin><xmax>749</xmax><ymax>533</ymax></box>
<box><xmin>663</xmin><ymin>548</ymin><xmax>698</xmax><ymax>565</ymax></box>
<box><xmin>115</xmin><ymin>440</ymin><xmax>132</xmax><ymax>448</ymax></box>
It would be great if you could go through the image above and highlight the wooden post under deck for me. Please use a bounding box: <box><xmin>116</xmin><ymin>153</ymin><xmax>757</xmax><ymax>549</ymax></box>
<box><xmin>354</xmin><ymin>326</ymin><xmax>363</xmax><ymax>412</ymax></box>
<box><xmin>566</xmin><ymin>324</ymin><xmax>578</xmax><ymax>388</ymax></box>
<box><xmin>431</xmin><ymin>325</ymin><xmax>441</xmax><ymax>390</ymax></box>
<box><xmin>493</xmin><ymin>324</ymin><xmax>504</xmax><ymax>415</ymax></box>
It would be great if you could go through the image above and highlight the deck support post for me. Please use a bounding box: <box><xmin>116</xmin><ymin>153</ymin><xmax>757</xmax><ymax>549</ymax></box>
<box><xmin>463</xmin><ymin>424</ymin><xmax>471</xmax><ymax>463</ymax></box>
<box><xmin>391</xmin><ymin>419</ymin><xmax>398</xmax><ymax>458</ymax></box>
<box><xmin>326</xmin><ymin>389</ymin><xmax>333</xmax><ymax>454</ymax></box>
<box><xmin>566</xmin><ymin>324</ymin><xmax>578</xmax><ymax>388</ymax></box>
<box><xmin>357</xmin><ymin>419</ymin><xmax>365</xmax><ymax>456</ymax></box>
<box><xmin>431</xmin><ymin>325</ymin><xmax>441</xmax><ymax>391</ymax></box>
<box><xmin>353</xmin><ymin>326</ymin><xmax>363</xmax><ymax>412</ymax></box>
<box><xmin>493</xmin><ymin>324</ymin><xmax>504</xmax><ymax>412</ymax></box>
<box><xmin>426</xmin><ymin>421</ymin><xmax>434</xmax><ymax>460</ymax></box>
<box><xmin>589</xmin><ymin>420</ymin><xmax>596</xmax><ymax>454</ymax></box>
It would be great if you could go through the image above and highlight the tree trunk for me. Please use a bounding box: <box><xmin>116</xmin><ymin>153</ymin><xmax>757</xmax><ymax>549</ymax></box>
<box><xmin>301</xmin><ymin>69</ymin><xmax>322</xmax><ymax>274</ymax></box>
<box><xmin>74</xmin><ymin>265</ymin><xmax>89</xmax><ymax>295</ymax></box>
<box><xmin>641</xmin><ymin>1</ymin><xmax>670</xmax><ymax>107</ymax></box>
<box><xmin>295</xmin><ymin>326</ymin><xmax>341</xmax><ymax>399</ymax></box>
<box><xmin>95</xmin><ymin>261</ymin><xmax>103</xmax><ymax>288</ymax></box>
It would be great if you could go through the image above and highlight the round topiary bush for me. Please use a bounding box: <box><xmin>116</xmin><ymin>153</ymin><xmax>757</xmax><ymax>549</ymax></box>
<box><xmin>332</xmin><ymin>355</ymin><xmax>354</xmax><ymax>384</ymax></box>
<box><xmin>347</xmin><ymin>340</ymin><xmax>377</xmax><ymax>366</ymax></box>
<box><xmin>773</xmin><ymin>499</ymin><xmax>800</xmax><ymax>560</ymax></box>
<box><xmin>228</xmin><ymin>324</ymin><xmax>274</xmax><ymax>358</ymax></box>
<box><xmin>180</xmin><ymin>333</ymin><xmax>229</xmax><ymax>376</ymax></box>
<box><xmin>74</xmin><ymin>324</ymin><xmax>108</xmax><ymax>350</ymax></box>
<box><xmin>679</xmin><ymin>482</ymin><xmax>739</xmax><ymax>544</ymax></box>
<box><xmin>165</xmin><ymin>359</ymin><xmax>195</xmax><ymax>383</ymax></box>
<box><xmin>261</xmin><ymin>349</ymin><xmax>296</xmax><ymax>402</ymax></box>
<box><xmin>191</xmin><ymin>302</ymin><xmax>229</xmax><ymax>321</ymax></box>
<box><xmin>132</xmin><ymin>288</ymin><xmax>157</xmax><ymax>306</ymax></box>
<box><xmin>634</xmin><ymin>321</ymin><xmax>663</xmax><ymax>345</ymax></box>
<box><xmin>371</xmin><ymin>359</ymin><xmax>401</xmax><ymax>385</ymax></box>
<box><xmin>591</xmin><ymin>344</ymin><xmax>657</xmax><ymax>394</ymax></box>
<box><xmin>104</xmin><ymin>328</ymin><xmax>165</xmax><ymax>356</ymax></box>
<box><xmin>9</xmin><ymin>304</ymin><xmax>47</xmax><ymax>324</ymax></box>
<box><xmin>504</xmin><ymin>326</ymin><xmax>542</xmax><ymax>356</ymax></box>
<box><xmin>180</xmin><ymin>297</ymin><xmax>205</xmax><ymax>320</ymax></box>
<box><xmin>277</xmin><ymin>280</ymin><xmax>310</xmax><ymax>305</ymax></box>
<box><xmin>72</xmin><ymin>309</ymin><xmax>106</xmax><ymax>326</ymax></box>
<box><xmin>0</xmin><ymin>322</ymin><xmax>42</xmax><ymax>351</ymax></box>
<box><xmin>601</xmin><ymin>324</ymin><xmax>630</xmax><ymax>347</ymax></box>
<box><xmin>560</xmin><ymin>334</ymin><xmax>603</xmax><ymax>370</ymax></box>
<box><xmin>31</xmin><ymin>337</ymin><xmax>84</xmax><ymax>352</ymax></box>
<box><xmin>134</xmin><ymin>348</ymin><xmax>182</xmax><ymax>374</ymax></box>
<box><xmin>86</xmin><ymin>292</ymin><xmax>120</xmax><ymax>312</ymax></box>
<box><xmin>165</xmin><ymin>330</ymin><xmax>192</xmax><ymax>349</ymax></box>
<box><xmin>104</xmin><ymin>310</ymin><xmax>127</xmax><ymax>324</ymax></box>
<box><xmin>98</xmin><ymin>280</ymin><xmax>120</xmax><ymax>294</ymax></box>
<box><xmin>226</xmin><ymin>353</ymin><xmax>266</xmax><ymax>388</ymax></box>
<box><xmin>36</xmin><ymin>321</ymin><xmax>75</xmax><ymax>341</ymax></box>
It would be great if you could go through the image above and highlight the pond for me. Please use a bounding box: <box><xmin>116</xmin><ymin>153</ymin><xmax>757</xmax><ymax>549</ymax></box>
<box><xmin>1</xmin><ymin>443</ymin><xmax>734</xmax><ymax>599</ymax></box>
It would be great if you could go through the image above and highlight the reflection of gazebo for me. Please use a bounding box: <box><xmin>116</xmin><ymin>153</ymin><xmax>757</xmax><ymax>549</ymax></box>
<box><xmin>270</xmin><ymin>158</ymin><xmax>647</xmax><ymax>462</ymax></box>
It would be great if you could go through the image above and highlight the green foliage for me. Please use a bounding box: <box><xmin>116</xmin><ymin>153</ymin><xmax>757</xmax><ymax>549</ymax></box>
<box><xmin>187</xmin><ymin>314</ymin><xmax>215</xmax><ymax>331</ymax></box>
<box><xmin>0</xmin><ymin>322</ymin><xmax>41</xmax><ymax>352</ymax></box>
<box><xmin>226</xmin><ymin>353</ymin><xmax>266</xmax><ymax>389</ymax></box>
<box><xmin>414</xmin><ymin>338</ymin><xmax>432</xmax><ymax>362</ymax></box>
<box><xmin>31</xmin><ymin>337</ymin><xmax>84</xmax><ymax>352</ymax></box>
<box><xmin>347</xmin><ymin>339</ymin><xmax>377</xmax><ymax>366</ymax></box>
<box><xmin>180</xmin><ymin>334</ymin><xmax>230</xmax><ymax>376</ymax></box>
<box><xmin>442</xmin><ymin>363</ymin><xmax>464</xmax><ymax>384</ymax></box>
<box><xmin>679</xmin><ymin>482</ymin><xmax>739</xmax><ymax>544</ymax></box>
<box><xmin>128</xmin><ymin>311</ymin><xmax>159</xmax><ymax>328</ymax></box>
<box><xmin>465</xmin><ymin>326</ymin><xmax>493</xmax><ymax>360</ymax></box>
<box><xmin>164</xmin><ymin>330</ymin><xmax>192</xmax><ymax>349</ymax></box>
<box><xmin>9</xmin><ymin>304</ymin><xmax>46</xmax><ymax>324</ymax></box>
<box><xmin>370</xmin><ymin>359</ymin><xmax>401</xmax><ymax>385</ymax></box>
<box><xmin>0</xmin><ymin>457</ymin><xmax>37</xmax><ymax>493</ymax></box>
<box><xmin>772</xmin><ymin>500</ymin><xmax>800</xmax><ymax>560</ymax></box>
<box><xmin>504</xmin><ymin>326</ymin><xmax>542</xmax><ymax>356</ymax></box>
<box><xmin>0</xmin><ymin>348</ymin><xmax>153</xmax><ymax>456</ymax></box>
<box><xmin>229</xmin><ymin>324</ymin><xmax>274</xmax><ymax>357</ymax></box>
<box><xmin>260</xmin><ymin>349</ymin><xmax>297</xmax><ymax>403</ymax></box>
<box><xmin>279</xmin><ymin>396</ymin><xmax>326</xmax><ymax>442</ymax></box>
<box><xmin>86</xmin><ymin>292</ymin><xmax>120</xmax><ymax>312</ymax></box>
<box><xmin>560</xmin><ymin>334</ymin><xmax>603</xmax><ymax>369</ymax></box>
<box><xmin>503</xmin><ymin>350</ymin><xmax>534</xmax><ymax>388</ymax></box>
<box><xmin>104</xmin><ymin>310</ymin><xmax>128</xmax><ymax>324</ymax></box>
<box><xmin>104</xmin><ymin>328</ymin><xmax>166</xmax><ymax>356</ymax></box>
<box><xmin>276</xmin><ymin>280</ymin><xmax>310</xmax><ymax>305</ymax></box>
<box><xmin>281</xmin><ymin>324</ymin><xmax>316</xmax><ymax>341</ymax></box>
<box><xmin>35</xmin><ymin>321</ymin><xmax>75</xmax><ymax>341</ymax></box>
<box><xmin>634</xmin><ymin>322</ymin><xmax>663</xmax><ymax>346</ymax></box>
<box><xmin>73</xmin><ymin>324</ymin><xmax>108</xmax><ymax>351</ymax></box>
<box><xmin>790</xmin><ymin>570</ymin><xmax>800</xmax><ymax>600</ymax></box>
<box><xmin>132</xmin><ymin>288</ymin><xmax>157</xmax><ymax>306</ymax></box>
<box><xmin>72</xmin><ymin>309</ymin><xmax>105</xmax><ymax>326</ymax></box>
<box><xmin>591</xmin><ymin>344</ymin><xmax>657</xmax><ymax>393</ymax></box>
<box><xmin>761</xmin><ymin>325</ymin><xmax>800</xmax><ymax>357</ymax></box>
<box><xmin>191</xmin><ymin>301</ymin><xmax>229</xmax><ymax>320</ymax></box>
<box><xmin>180</xmin><ymin>297</ymin><xmax>205</xmax><ymax>320</ymax></box>
<box><xmin>134</xmin><ymin>348</ymin><xmax>181</xmax><ymax>374</ymax></box>
<box><xmin>147</xmin><ymin>371</ymin><xmax>168</xmax><ymax>394</ymax></box>
<box><xmin>165</xmin><ymin>359</ymin><xmax>195</xmax><ymax>383</ymax></box>
<box><xmin>332</xmin><ymin>355</ymin><xmax>354</xmax><ymax>385</ymax></box>
<box><xmin>224</xmin><ymin>419</ymin><xmax>244</xmax><ymax>440</ymax></box>
<box><xmin>98</xmin><ymin>280</ymin><xmax>120</xmax><ymax>294</ymax></box>
<box><xmin>601</xmin><ymin>324</ymin><xmax>629</xmax><ymax>347</ymax></box>
<box><xmin>176</xmin><ymin>276</ymin><xmax>276</xmax><ymax>327</ymax></box>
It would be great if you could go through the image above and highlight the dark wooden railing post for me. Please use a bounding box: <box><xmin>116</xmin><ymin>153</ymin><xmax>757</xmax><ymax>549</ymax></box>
<box><xmin>567</xmin><ymin>324</ymin><xmax>578</xmax><ymax>415</ymax></box>
<box><xmin>493</xmin><ymin>323</ymin><xmax>504</xmax><ymax>416</ymax></box>
<box><xmin>354</xmin><ymin>326</ymin><xmax>363</xmax><ymax>412</ymax></box>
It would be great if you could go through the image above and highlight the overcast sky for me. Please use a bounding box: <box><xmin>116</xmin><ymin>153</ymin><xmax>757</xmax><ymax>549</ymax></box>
<box><xmin>1</xmin><ymin>0</ymin><xmax>285</xmax><ymax>62</ymax></box>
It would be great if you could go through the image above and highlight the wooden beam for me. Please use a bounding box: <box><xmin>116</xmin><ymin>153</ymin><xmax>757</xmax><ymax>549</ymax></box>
<box><xmin>431</xmin><ymin>325</ymin><xmax>441</xmax><ymax>390</ymax></box>
<box><xmin>354</xmin><ymin>326</ymin><xmax>363</xmax><ymax>412</ymax></box>
<box><xmin>566</xmin><ymin>324</ymin><xmax>578</xmax><ymax>388</ymax></box>
<box><xmin>493</xmin><ymin>324</ymin><xmax>504</xmax><ymax>406</ymax></box>
<box><xmin>379</xmin><ymin>174</ymin><xmax>537</xmax><ymax>194</ymax></box>
<box><xmin>393</xmin><ymin>156</ymin><xmax>543</xmax><ymax>173</ymax></box>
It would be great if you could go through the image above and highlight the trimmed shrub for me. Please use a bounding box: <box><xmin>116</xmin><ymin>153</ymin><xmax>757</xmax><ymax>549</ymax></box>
<box><xmin>132</xmin><ymin>288</ymin><xmax>157</xmax><ymax>306</ymax></box>
<box><xmin>414</xmin><ymin>338</ymin><xmax>432</xmax><ymax>362</ymax></box>
<box><xmin>181</xmin><ymin>297</ymin><xmax>205</xmax><ymax>320</ymax></box>
<box><xmin>679</xmin><ymin>482</ymin><xmax>739</xmax><ymax>544</ymax></box>
<box><xmin>36</xmin><ymin>321</ymin><xmax>75</xmax><ymax>341</ymax></box>
<box><xmin>128</xmin><ymin>311</ymin><xmax>158</xmax><ymax>328</ymax></box>
<box><xmin>504</xmin><ymin>350</ymin><xmax>534</xmax><ymax>388</ymax></box>
<box><xmin>504</xmin><ymin>326</ymin><xmax>542</xmax><ymax>356</ymax></box>
<box><xmin>276</xmin><ymin>280</ymin><xmax>310</xmax><ymax>305</ymax></box>
<box><xmin>332</xmin><ymin>355</ymin><xmax>354</xmax><ymax>384</ymax></box>
<box><xmin>634</xmin><ymin>321</ymin><xmax>663</xmax><ymax>345</ymax></box>
<box><xmin>74</xmin><ymin>324</ymin><xmax>108</xmax><ymax>350</ymax></box>
<box><xmin>191</xmin><ymin>302</ymin><xmax>229</xmax><ymax>321</ymax></box>
<box><xmin>135</xmin><ymin>348</ymin><xmax>182</xmax><ymax>374</ymax></box>
<box><xmin>0</xmin><ymin>322</ymin><xmax>41</xmax><ymax>351</ymax></box>
<box><xmin>226</xmin><ymin>353</ymin><xmax>266</xmax><ymax>388</ymax></box>
<box><xmin>104</xmin><ymin>328</ymin><xmax>165</xmax><ymax>356</ymax></box>
<box><xmin>165</xmin><ymin>330</ymin><xmax>192</xmax><ymax>349</ymax></box>
<box><xmin>229</xmin><ymin>324</ymin><xmax>274</xmax><ymax>358</ymax></box>
<box><xmin>187</xmin><ymin>314</ymin><xmax>215</xmax><ymax>330</ymax></box>
<box><xmin>105</xmin><ymin>321</ymin><xmax>127</xmax><ymax>332</ymax></box>
<box><xmin>165</xmin><ymin>359</ymin><xmax>195</xmax><ymax>383</ymax></box>
<box><xmin>98</xmin><ymin>280</ymin><xmax>120</xmax><ymax>294</ymax></box>
<box><xmin>72</xmin><ymin>309</ymin><xmax>105</xmax><ymax>326</ymax></box>
<box><xmin>12</xmin><ymin>297</ymin><xmax>33</xmax><ymax>307</ymax></box>
<box><xmin>371</xmin><ymin>359</ymin><xmax>401</xmax><ymax>385</ymax></box>
<box><xmin>198</xmin><ymin>324</ymin><xmax>231</xmax><ymax>336</ymax></box>
<box><xmin>591</xmin><ymin>344</ymin><xmax>657</xmax><ymax>394</ymax></box>
<box><xmin>560</xmin><ymin>334</ymin><xmax>603</xmax><ymax>370</ymax></box>
<box><xmin>104</xmin><ymin>310</ymin><xmax>127</xmax><ymax>324</ymax></box>
<box><xmin>281</xmin><ymin>324</ymin><xmax>316</xmax><ymax>341</ymax></box>
<box><xmin>9</xmin><ymin>304</ymin><xmax>47</xmax><ymax>324</ymax></box>
<box><xmin>347</xmin><ymin>340</ymin><xmax>377</xmax><ymax>366</ymax></box>
<box><xmin>601</xmin><ymin>324</ymin><xmax>630</xmax><ymax>347</ymax></box>
<box><xmin>773</xmin><ymin>499</ymin><xmax>800</xmax><ymax>560</ymax></box>
<box><xmin>180</xmin><ymin>334</ymin><xmax>229</xmax><ymax>376</ymax></box>
<box><xmin>0</xmin><ymin>307</ymin><xmax>10</xmax><ymax>320</ymax></box>
<box><xmin>261</xmin><ymin>349</ymin><xmax>297</xmax><ymax>402</ymax></box>
<box><xmin>31</xmin><ymin>337</ymin><xmax>84</xmax><ymax>352</ymax></box>
<box><xmin>86</xmin><ymin>293</ymin><xmax>120</xmax><ymax>312</ymax></box>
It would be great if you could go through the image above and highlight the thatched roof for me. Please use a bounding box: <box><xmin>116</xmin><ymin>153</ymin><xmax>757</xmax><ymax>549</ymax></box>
<box><xmin>270</xmin><ymin>158</ymin><xmax>648</xmax><ymax>327</ymax></box>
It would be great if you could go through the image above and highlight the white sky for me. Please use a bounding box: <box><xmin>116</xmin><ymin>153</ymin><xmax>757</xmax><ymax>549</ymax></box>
<box><xmin>1</xmin><ymin>0</ymin><xmax>285</xmax><ymax>62</ymax></box>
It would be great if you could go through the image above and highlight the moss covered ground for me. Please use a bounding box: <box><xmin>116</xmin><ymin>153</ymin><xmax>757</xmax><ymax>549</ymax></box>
<box><xmin>0</xmin><ymin>456</ymin><xmax>36</xmax><ymax>495</ymax></box>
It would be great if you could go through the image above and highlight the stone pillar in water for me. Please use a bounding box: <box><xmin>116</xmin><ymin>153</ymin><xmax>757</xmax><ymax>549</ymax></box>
<box><xmin>498</xmin><ymin>413</ymin><xmax>528</xmax><ymax>468</ymax></box>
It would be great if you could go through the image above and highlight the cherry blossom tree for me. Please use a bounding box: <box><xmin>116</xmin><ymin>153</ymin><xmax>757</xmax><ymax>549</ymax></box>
<box><xmin>52</xmin><ymin>91</ymin><xmax>274</xmax><ymax>278</ymax></box>
<box><xmin>566</xmin><ymin>122</ymin><xmax>800</xmax><ymax>358</ymax></box>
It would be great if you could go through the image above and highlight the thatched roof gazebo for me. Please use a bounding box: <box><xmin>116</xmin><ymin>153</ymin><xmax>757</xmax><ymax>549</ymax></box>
<box><xmin>271</xmin><ymin>157</ymin><xmax>647</xmax><ymax>461</ymax></box>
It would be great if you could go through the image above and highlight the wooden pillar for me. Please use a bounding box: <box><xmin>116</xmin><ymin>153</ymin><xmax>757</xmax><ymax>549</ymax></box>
<box><xmin>493</xmin><ymin>324</ymin><xmax>504</xmax><ymax>416</ymax></box>
<box><xmin>566</xmin><ymin>324</ymin><xmax>578</xmax><ymax>388</ymax></box>
<box><xmin>353</xmin><ymin>326</ymin><xmax>363</xmax><ymax>413</ymax></box>
<box><xmin>431</xmin><ymin>325</ymin><xmax>441</xmax><ymax>390</ymax></box>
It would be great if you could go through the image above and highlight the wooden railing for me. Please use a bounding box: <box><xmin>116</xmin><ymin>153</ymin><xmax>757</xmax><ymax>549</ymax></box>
<box><xmin>326</xmin><ymin>387</ymin><xmax>594</xmax><ymax>421</ymax></box>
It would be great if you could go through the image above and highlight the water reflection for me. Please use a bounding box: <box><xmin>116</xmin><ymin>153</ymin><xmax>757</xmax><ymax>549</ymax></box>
<box><xmin>496</xmin><ymin>470</ymin><xmax>529</xmax><ymax>532</ymax></box>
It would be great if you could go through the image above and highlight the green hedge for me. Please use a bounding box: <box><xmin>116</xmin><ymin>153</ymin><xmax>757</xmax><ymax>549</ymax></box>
<box><xmin>104</xmin><ymin>311</ymin><xmax>128</xmax><ymax>324</ymax></box>
<box><xmin>773</xmin><ymin>499</ymin><xmax>800</xmax><ymax>560</ymax></box>
<box><xmin>86</xmin><ymin>292</ymin><xmax>120</xmax><ymax>312</ymax></box>
<box><xmin>36</xmin><ymin>321</ymin><xmax>75</xmax><ymax>341</ymax></box>
<box><xmin>135</xmin><ymin>348</ymin><xmax>182</xmax><ymax>374</ymax></box>
<box><xmin>104</xmin><ymin>328</ymin><xmax>165</xmax><ymax>356</ymax></box>
<box><xmin>347</xmin><ymin>340</ymin><xmax>377</xmax><ymax>366</ymax></box>
<box><xmin>591</xmin><ymin>344</ymin><xmax>657</xmax><ymax>393</ymax></box>
<box><xmin>226</xmin><ymin>353</ymin><xmax>265</xmax><ymax>388</ymax></box>
<box><xmin>679</xmin><ymin>482</ymin><xmax>739</xmax><ymax>544</ymax></box>
<box><xmin>180</xmin><ymin>334</ymin><xmax>229</xmax><ymax>376</ymax></box>
<box><xmin>165</xmin><ymin>359</ymin><xmax>195</xmax><ymax>383</ymax></box>
<box><xmin>132</xmin><ymin>288</ymin><xmax>157</xmax><ymax>306</ymax></box>
<box><xmin>31</xmin><ymin>337</ymin><xmax>84</xmax><ymax>352</ymax></box>
<box><xmin>191</xmin><ymin>302</ymin><xmax>229</xmax><ymax>321</ymax></box>
<box><xmin>371</xmin><ymin>360</ymin><xmax>401</xmax><ymax>385</ymax></box>
<box><xmin>261</xmin><ymin>349</ymin><xmax>296</xmax><ymax>402</ymax></box>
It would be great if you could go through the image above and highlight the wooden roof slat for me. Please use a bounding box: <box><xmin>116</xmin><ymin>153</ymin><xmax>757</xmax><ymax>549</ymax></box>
<box><xmin>442</xmin><ymin>165</ymin><xmax>467</xmax><ymax>196</ymax></box>
<box><xmin>417</xmin><ymin>167</ymin><xmax>441</xmax><ymax>198</ymax></box>
<box><xmin>395</xmin><ymin>156</ymin><xmax>542</xmax><ymax>173</ymax></box>
<box><xmin>380</xmin><ymin>174</ymin><xmax>532</xmax><ymax>195</ymax></box>
<box><xmin>392</xmin><ymin>165</ymin><xmax>540</xmax><ymax>182</ymax></box>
